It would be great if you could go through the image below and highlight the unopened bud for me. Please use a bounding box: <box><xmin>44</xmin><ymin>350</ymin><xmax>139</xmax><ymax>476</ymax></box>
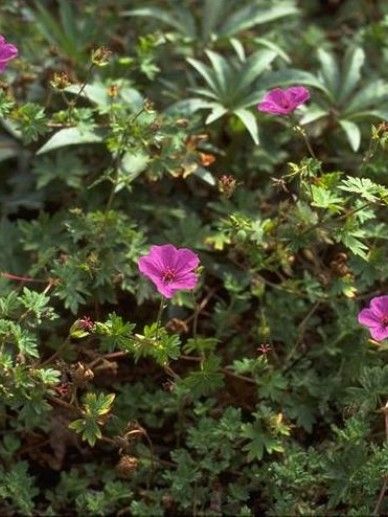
<box><xmin>71</xmin><ymin>362</ymin><xmax>94</xmax><ymax>385</ymax></box>
<box><xmin>115</xmin><ymin>455</ymin><xmax>139</xmax><ymax>478</ymax></box>
<box><xmin>107</xmin><ymin>84</ymin><xmax>119</xmax><ymax>97</ymax></box>
<box><xmin>91</xmin><ymin>47</ymin><xmax>112</xmax><ymax>67</ymax></box>
<box><xmin>218</xmin><ymin>174</ymin><xmax>237</xmax><ymax>198</ymax></box>
<box><xmin>50</xmin><ymin>71</ymin><xmax>72</xmax><ymax>90</ymax></box>
<box><xmin>70</xmin><ymin>316</ymin><xmax>94</xmax><ymax>338</ymax></box>
<box><xmin>165</xmin><ymin>318</ymin><xmax>188</xmax><ymax>334</ymax></box>
<box><xmin>144</xmin><ymin>98</ymin><xmax>155</xmax><ymax>112</ymax></box>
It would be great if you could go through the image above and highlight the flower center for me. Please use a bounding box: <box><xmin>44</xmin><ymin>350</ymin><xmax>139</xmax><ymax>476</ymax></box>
<box><xmin>382</xmin><ymin>314</ymin><xmax>388</xmax><ymax>327</ymax></box>
<box><xmin>162</xmin><ymin>267</ymin><xmax>176</xmax><ymax>283</ymax></box>
<box><xmin>280</xmin><ymin>96</ymin><xmax>291</xmax><ymax>108</ymax></box>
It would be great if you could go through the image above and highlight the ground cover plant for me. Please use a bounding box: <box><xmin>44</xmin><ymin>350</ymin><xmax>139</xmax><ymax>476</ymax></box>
<box><xmin>0</xmin><ymin>0</ymin><xmax>388</xmax><ymax>514</ymax></box>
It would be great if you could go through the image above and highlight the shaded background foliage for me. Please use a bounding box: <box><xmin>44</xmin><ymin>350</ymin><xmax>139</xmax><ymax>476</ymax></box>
<box><xmin>0</xmin><ymin>0</ymin><xmax>388</xmax><ymax>515</ymax></box>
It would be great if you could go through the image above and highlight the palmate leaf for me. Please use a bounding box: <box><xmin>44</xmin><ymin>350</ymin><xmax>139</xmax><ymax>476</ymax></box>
<box><xmin>254</xmin><ymin>37</ymin><xmax>291</xmax><ymax>63</ymax></box>
<box><xmin>219</xmin><ymin>1</ymin><xmax>299</xmax><ymax>37</ymax></box>
<box><xmin>335</xmin><ymin>225</ymin><xmax>368</xmax><ymax>259</ymax></box>
<box><xmin>124</xmin><ymin>0</ymin><xmax>298</xmax><ymax>43</ymax></box>
<box><xmin>186</xmin><ymin>47</ymin><xmax>277</xmax><ymax>142</ymax></box>
<box><xmin>186</xmin><ymin>57</ymin><xmax>219</xmax><ymax>93</ymax></box>
<box><xmin>202</xmin><ymin>0</ymin><xmax>226</xmax><ymax>41</ymax></box>
<box><xmin>31</xmin><ymin>0</ymin><xmax>96</xmax><ymax>60</ymax></box>
<box><xmin>260</xmin><ymin>68</ymin><xmax>330</xmax><ymax>96</ymax></box>
<box><xmin>181</xmin><ymin>354</ymin><xmax>224</xmax><ymax>397</ymax></box>
<box><xmin>234</xmin><ymin>49</ymin><xmax>277</xmax><ymax>95</ymax></box>
<box><xmin>204</xmin><ymin>50</ymin><xmax>231</xmax><ymax>96</ymax></box>
<box><xmin>339</xmin><ymin>177</ymin><xmax>387</xmax><ymax>202</ymax></box>
<box><xmin>69</xmin><ymin>418</ymin><xmax>102</xmax><ymax>447</ymax></box>
<box><xmin>121</xmin><ymin>6</ymin><xmax>195</xmax><ymax>37</ymax></box>
<box><xmin>345</xmin><ymin>80</ymin><xmax>388</xmax><ymax>114</ymax></box>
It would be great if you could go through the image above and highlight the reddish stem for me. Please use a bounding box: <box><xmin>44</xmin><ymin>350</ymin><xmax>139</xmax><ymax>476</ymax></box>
<box><xmin>1</xmin><ymin>272</ymin><xmax>46</xmax><ymax>283</ymax></box>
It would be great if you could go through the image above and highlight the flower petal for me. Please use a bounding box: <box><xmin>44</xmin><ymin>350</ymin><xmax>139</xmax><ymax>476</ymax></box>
<box><xmin>171</xmin><ymin>271</ymin><xmax>198</xmax><ymax>292</ymax></box>
<box><xmin>152</xmin><ymin>278</ymin><xmax>175</xmax><ymax>298</ymax></box>
<box><xmin>156</xmin><ymin>244</ymin><xmax>180</xmax><ymax>270</ymax></box>
<box><xmin>264</xmin><ymin>88</ymin><xmax>288</xmax><ymax>105</ymax></box>
<box><xmin>174</xmin><ymin>248</ymin><xmax>200</xmax><ymax>273</ymax></box>
<box><xmin>370</xmin><ymin>295</ymin><xmax>388</xmax><ymax>318</ymax></box>
<box><xmin>258</xmin><ymin>101</ymin><xmax>290</xmax><ymax>115</ymax></box>
<box><xmin>287</xmin><ymin>86</ymin><xmax>310</xmax><ymax>105</ymax></box>
<box><xmin>138</xmin><ymin>256</ymin><xmax>162</xmax><ymax>283</ymax></box>
<box><xmin>369</xmin><ymin>325</ymin><xmax>388</xmax><ymax>342</ymax></box>
<box><xmin>358</xmin><ymin>308</ymin><xmax>381</xmax><ymax>328</ymax></box>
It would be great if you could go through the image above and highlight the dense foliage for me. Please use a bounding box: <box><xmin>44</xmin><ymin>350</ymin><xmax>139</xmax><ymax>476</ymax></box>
<box><xmin>0</xmin><ymin>0</ymin><xmax>388</xmax><ymax>514</ymax></box>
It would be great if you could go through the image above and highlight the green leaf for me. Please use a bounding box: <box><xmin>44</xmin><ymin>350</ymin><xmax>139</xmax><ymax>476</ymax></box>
<box><xmin>205</xmin><ymin>104</ymin><xmax>228</xmax><ymax>124</ymax></box>
<box><xmin>65</xmin><ymin>82</ymin><xmax>143</xmax><ymax>111</ymax></box>
<box><xmin>69</xmin><ymin>418</ymin><xmax>102</xmax><ymax>447</ymax></box>
<box><xmin>219</xmin><ymin>1</ymin><xmax>299</xmax><ymax>37</ymax></box>
<box><xmin>230</xmin><ymin>37</ymin><xmax>246</xmax><ymax>62</ymax></box>
<box><xmin>84</xmin><ymin>392</ymin><xmax>116</xmax><ymax>416</ymax></box>
<box><xmin>254</xmin><ymin>37</ymin><xmax>290</xmax><ymax>63</ymax></box>
<box><xmin>202</xmin><ymin>0</ymin><xmax>225</xmax><ymax>40</ymax></box>
<box><xmin>300</xmin><ymin>106</ymin><xmax>327</xmax><ymax>125</ymax></box>
<box><xmin>0</xmin><ymin>461</ymin><xmax>38</xmax><ymax>515</ymax></box>
<box><xmin>187</xmin><ymin>57</ymin><xmax>219</xmax><ymax>93</ymax></box>
<box><xmin>345</xmin><ymin>80</ymin><xmax>388</xmax><ymax>113</ymax></box>
<box><xmin>261</xmin><ymin>68</ymin><xmax>330</xmax><ymax>96</ymax></box>
<box><xmin>236</xmin><ymin>50</ymin><xmax>277</xmax><ymax>93</ymax></box>
<box><xmin>339</xmin><ymin>47</ymin><xmax>365</xmax><ymax>102</ymax></box>
<box><xmin>317</xmin><ymin>48</ymin><xmax>340</xmax><ymax>99</ymax></box>
<box><xmin>37</xmin><ymin>127</ymin><xmax>104</xmax><ymax>154</ymax></box>
<box><xmin>121</xmin><ymin>7</ymin><xmax>188</xmax><ymax>34</ymax></box>
<box><xmin>192</xmin><ymin>166</ymin><xmax>216</xmax><ymax>186</ymax></box>
<box><xmin>180</xmin><ymin>354</ymin><xmax>224</xmax><ymax>397</ymax></box>
<box><xmin>311</xmin><ymin>185</ymin><xmax>343</xmax><ymax>211</ymax></box>
<box><xmin>205</xmin><ymin>50</ymin><xmax>230</xmax><ymax>97</ymax></box>
<box><xmin>234</xmin><ymin>108</ymin><xmax>259</xmax><ymax>144</ymax></box>
<box><xmin>339</xmin><ymin>119</ymin><xmax>361</xmax><ymax>151</ymax></box>
<box><xmin>339</xmin><ymin>176</ymin><xmax>386</xmax><ymax>202</ymax></box>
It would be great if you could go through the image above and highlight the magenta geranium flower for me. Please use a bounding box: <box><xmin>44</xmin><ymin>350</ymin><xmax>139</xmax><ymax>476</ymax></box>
<box><xmin>0</xmin><ymin>35</ymin><xmax>18</xmax><ymax>73</ymax></box>
<box><xmin>138</xmin><ymin>244</ymin><xmax>200</xmax><ymax>298</ymax></box>
<box><xmin>358</xmin><ymin>295</ymin><xmax>388</xmax><ymax>341</ymax></box>
<box><xmin>258</xmin><ymin>86</ymin><xmax>310</xmax><ymax>116</ymax></box>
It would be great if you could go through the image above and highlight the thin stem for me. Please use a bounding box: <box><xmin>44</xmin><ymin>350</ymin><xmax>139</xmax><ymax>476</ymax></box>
<box><xmin>290</xmin><ymin>114</ymin><xmax>318</xmax><ymax>161</ymax></box>
<box><xmin>297</xmin><ymin>125</ymin><xmax>317</xmax><ymax>160</ymax></box>
<box><xmin>1</xmin><ymin>272</ymin><xmax>47</xmax><ymax>284</ymax></box>
<box><xmin>155</xmin><ymin>296</ymin><xmax>165</xmax><ymax>341</ymax></box>
<box><xmin>373</xmin><ymin>401</ymin><xmax>388</xmax><ymax>515</ymax></box>
<box><xmin>373</xmin><ymin>480</ymin><xmax>387</xmax><ymax>516</ymax></box>
<box><xmin>67</xmin><ymin>62</ymin><xmax>94</xmax><ymax>121</ymax></box>
<box><xmin>105</xmin><ymin>106</ymin><xmax>146</xmax><ymax>211</ymax></box>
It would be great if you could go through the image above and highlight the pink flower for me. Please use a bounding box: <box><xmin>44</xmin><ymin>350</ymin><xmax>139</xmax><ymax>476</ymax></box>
<box><xmin>257</xmin><ymin>86</ymin><xmax>310</xmax><ymax>116</ymax></box>
<box><xmin>358</xmin><ymin>295</ymin><xmax>388</xmax><ymax>341</ymax></box>
<box><xmin>0</xmin><ymin>35</ymin><xmax>18</xmax><ymax>73</ymax></box>
<box><xmin>138</xmin><ymin>244</ymin><xmax>200</xmax><ymax>298</ymax></box>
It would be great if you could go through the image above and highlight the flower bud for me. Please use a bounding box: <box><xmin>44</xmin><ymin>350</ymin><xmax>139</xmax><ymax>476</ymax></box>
<box><xmin>91</xmin><ymin>46</ymin><xmax>112</xmax><ymax>67</ymax></box>
<box><xmin>71</xmin><ymin>362</ymin><xmax>94</xmax><ymax>386</ymax></box>
<box><xmin>218</xmin><ymin>174</ymin><xmax>237</xmax><ymax>198</ymax></box>
<box><xmin>115</xmin><ymin>455</ymin><xmax>139</xmax><ymax>478</ymax></box>
<box><xmin>50</xmin><ymin>71</ymin><xmax>72</xmax><ymax>90</ymax></box>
